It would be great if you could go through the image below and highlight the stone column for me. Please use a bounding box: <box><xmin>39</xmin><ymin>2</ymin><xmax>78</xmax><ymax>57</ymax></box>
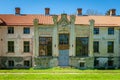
<box><xmin>89</xmin><ymin>19</ymin><xmax>95</xmax><ymax>57</ymax></box>
<box><xmin>69</xmin><ymin>15</ymin><xmax>76</xmax><ymax>56</ymax></box>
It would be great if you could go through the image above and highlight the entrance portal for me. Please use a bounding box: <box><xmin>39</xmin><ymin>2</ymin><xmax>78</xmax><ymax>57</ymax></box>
<box><xmin>58</xmin><ymin>50</ymin><xmax>69</xmax><ymax>66</ymax></box>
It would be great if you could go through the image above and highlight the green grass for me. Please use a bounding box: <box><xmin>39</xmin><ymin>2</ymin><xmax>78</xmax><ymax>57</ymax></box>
<box><xmin>0</xmin><ymin>67</ymin><xmax>120</xmax><ymax>80</ymax></box>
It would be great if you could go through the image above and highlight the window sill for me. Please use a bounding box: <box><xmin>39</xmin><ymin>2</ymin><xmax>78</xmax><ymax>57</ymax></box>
<box><xmin>94</xmin><ymin>52</ymin><xmax>100</xmax><ymax>54</ymax></box>
<box><xmin>7</xmin><ymin>52</ymin><xmax>15</xmax><ymax>54</ymax></box>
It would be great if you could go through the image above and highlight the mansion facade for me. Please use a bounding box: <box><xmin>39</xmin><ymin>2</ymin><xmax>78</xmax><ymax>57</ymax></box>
<box><xmin>0</xmin><ymin>8</ymin><xmax>120</xmax><ymax>69</ymax></box>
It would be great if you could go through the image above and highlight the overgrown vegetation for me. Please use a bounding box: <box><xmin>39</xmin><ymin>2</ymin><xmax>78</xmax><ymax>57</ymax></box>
<box><xmin>0</xmin><ymin>67</ymin><xmax>120</xmax><ymax>80</ymax></box>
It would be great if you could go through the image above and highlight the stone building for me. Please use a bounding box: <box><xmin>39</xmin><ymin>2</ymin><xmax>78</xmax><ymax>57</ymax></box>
<box><xmin>0</xmin><ymin>8</ymin><xmax>120</xmax><ymax>69</ymax></box>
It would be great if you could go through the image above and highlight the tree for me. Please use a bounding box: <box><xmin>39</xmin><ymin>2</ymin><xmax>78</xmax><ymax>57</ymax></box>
<box><xmin>86</xmin><ymin>9</ymin><xmax>103</xmax><ymax>15</ymax></box>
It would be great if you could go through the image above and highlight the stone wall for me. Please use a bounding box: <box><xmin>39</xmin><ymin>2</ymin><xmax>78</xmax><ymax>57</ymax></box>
<box><xmin>0</xmin><ymin>56</ymin><xmax>32</xmax><ymax>69</ymax></box>
<box><xmin>34</xmin><ymin>57</ymin><xmax>58</xmax><ymax>69</ymax></box>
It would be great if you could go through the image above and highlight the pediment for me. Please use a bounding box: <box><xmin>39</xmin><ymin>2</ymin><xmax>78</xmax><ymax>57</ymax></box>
<box><xmin>58</xmin><ymin>14</ymin><xmax>70</xmax><ymax>26</ymax></box>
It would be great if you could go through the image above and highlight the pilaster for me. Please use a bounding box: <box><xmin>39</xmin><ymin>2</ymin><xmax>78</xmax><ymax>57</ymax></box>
<box><xmin>89</xmin><ymin>19</ymin><xmax>95</xmax><ymax>57</ymax></box>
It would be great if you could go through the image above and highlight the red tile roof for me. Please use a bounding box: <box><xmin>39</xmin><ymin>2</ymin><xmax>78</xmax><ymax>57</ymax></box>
<box><xmin>0</xmin><ymin>14</ymin><xmax>120</xmax><ymax>27</ymax></box>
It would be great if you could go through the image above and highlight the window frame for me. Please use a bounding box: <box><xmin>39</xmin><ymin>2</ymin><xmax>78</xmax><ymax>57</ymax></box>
<box><xmin>8</xmin><ymin>27</ymin><xmax>14</xmax><ymax>34</ymax></box>
<box><xmin>8</xmin><ymin>60</ymin><xmax>14</xmax><ymax>68</ymax></box>
<box><xmin>93</xmin><ymin>41</ymin><xmax>99</xmax><ymax>53</ymax></box>
<box><xmin>108</xmin><ymin>28</ymin><xmax>114</xmax><ymax>35</ymax></box>
<box><xmin>94</xmin><ymin>28</ymin><xmax>99</xmax><ymax>34</ymax></box>
<box><xmin>23</xmin><ymin>27</ymin><xmax>30</xmax><ymax>34</ymax></box>
<box><xmin>8</xmin><ymin>41</ymin><xmax>14</xmax><ymax>53</ymax></box>
<box><xmin>39</xmin><ymin>37</ymin><xmax>52</xmax><ymax>56</ymax></box>
<box><xmin>107</xmin><ymin>41</ymin><xmax>114</xmax><ymax>53</ymax></box>
<box><xmin>23</xmin><ymin>41</ymin><xmax>30</xmax><ymax>53</ymax></box>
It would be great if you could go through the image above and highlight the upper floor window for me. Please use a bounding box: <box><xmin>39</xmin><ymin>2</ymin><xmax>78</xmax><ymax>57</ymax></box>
<box><xmin>59</xmin><ymin>34</ymin><xmax>69</xmax><ymax>45</ymax></box>
<box><xmin>108</xmin><ymin>28</ymin><xmax>114</xmax><ymax>35</ymax></box>
<box><xmin>94</xmin><ymin>28</ymin><xmax>99</xmax><ymax>34</ymax></box>
<box><xmin>8</xmin><ymin>27</ymin><xmax>14</xmax><ymax>34</ymax></box>
<box><xmin>8</xmin><ymin>41</ymin><xmax>14</xmax><ymax>52</ymax></box>
<box><xmin>108</xmin><ymin>41</ymin><xmax>114</xmax><ymax>53</ymax></box>
<box><xmin>24</xmin><ymin>41</ymin><xmax>30</xmax><ymax>52</ymax></box>
<box><xmin>93</xmin><ymin>41</ymin><xmax>99</xmax><ymax>53</ymax></box>
<box><xmin>24</xmin><ymin>27</ymin><xmax>30</xmax><ymax>34</ymax></box>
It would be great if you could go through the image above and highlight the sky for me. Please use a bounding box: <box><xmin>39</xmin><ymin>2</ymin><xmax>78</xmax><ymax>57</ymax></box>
<box><xmin>0</xmin><ymin>0</ymin><xmax>120</xmax><ymax>15</ymax></box>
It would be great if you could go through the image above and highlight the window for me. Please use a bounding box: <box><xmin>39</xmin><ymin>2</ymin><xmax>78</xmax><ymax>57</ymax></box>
<box><xmin>24</xmin><ymin>27</ymin><xmax>30</xmax><ymax>34</ymax></box>
<box><xmin>108</xmin><ymin>60</ymin><xmax>113</xmax><ymax>66</ymax></box>
<box><xmin>8</xmin><ymin>41</ymin><xmax>14</xmax><ymax>52</ymax></box>
<box><xmin>108</xmin><ymin>28</ymin><xmax>114</xmax><ymax>35</ymax></box>
<box><xmin>24</xmin><ymin>60</ymin><xmax>30</xmax><ymax>67</ymax></box>
<box><xmin>8</xmin><ymin>60</ymin><xmax>14</xmax><ymax>67</ymax></box>
<box><xmin>8</xmin><ymin>27</ymin><xmax>14</xmax><ymax>34</ymax></box>
<box><xmin>39</xmin><ymin>37</ymin><xmax>52</xmax><ymax>56</ymax></box>
<box><xmin>80</xmin><ymin>62</ymin><xmax>85</xmax><ymax>67</ymax></box>
<box><xmin>24</xmin><ymin>41</ymin><xmax>30</xmax><ymax>52</ymax></box>
<box><xmin>93</xmin><ymin>41</ymin><xmax>99</xmax><ymax>53</ymax></box>
<box><xmin>76</xmin><ymin>37</ymin><xmax>88</xmax><ymax>56</ymax></box>
<box><xmin>108</xmin><ymin>41</ymin><xmax>114</xmax><ymax>53</ymax></box>
<box><xmin>94</xmin><ymin>60</ymin><xmax>99</xmax><ymax>66</ymax></box>
<box><xmin>94</xmin><ymin>28</ymin><xmax>99</xmax><ymax>34</ymax></box>
<box><xmin>59</xmin><ymin>34</ymin><xmax>69</xmax><ymax>45</ymax></box>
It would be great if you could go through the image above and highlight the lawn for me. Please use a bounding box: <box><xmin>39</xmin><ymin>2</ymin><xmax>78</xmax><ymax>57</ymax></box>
<box><xmin>0</xmin><ymin>67</ymin><xmax>120</xmax><ymax>80</ymax></box>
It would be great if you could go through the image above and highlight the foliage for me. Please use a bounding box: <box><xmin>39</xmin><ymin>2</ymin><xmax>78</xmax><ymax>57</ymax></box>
<box><xmin>0</xmin><ymin>67</ymin><xmax>120</xmax><ymax>80</ymax></box>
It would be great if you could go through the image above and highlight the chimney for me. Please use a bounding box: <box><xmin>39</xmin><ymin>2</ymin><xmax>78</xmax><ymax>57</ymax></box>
<box><xmin>15</xmin><ymin>7</ymin><xmax>20</xmax><ymax>15</ymax></box>
<box><xmin>110</xmin><ymin>9</ymin><xmax>116</xmax><ymax>16</ymax></box>
<box><xmin>45</xmin><ymin>8</ymin><xmax>50</xmax><ymax>15</ymax></box>
<box><xmin>77</xmin><ymin>8</ymin><xmax>82</xmax><ymax>15</ymax></box>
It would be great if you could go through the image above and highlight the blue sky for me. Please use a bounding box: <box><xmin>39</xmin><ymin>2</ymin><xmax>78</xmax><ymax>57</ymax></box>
<box><xmin>0</xmin><ymin>0</ymin><xmax>120</xmax><ymax>15</ymax></box>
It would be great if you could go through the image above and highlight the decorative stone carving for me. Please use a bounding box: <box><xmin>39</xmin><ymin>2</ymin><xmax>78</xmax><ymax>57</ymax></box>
<box><xmin>58</xmin><ymin>14</ymin><xmax>70</xmax><ymax>26</ymax></box>
<box><xmin>52</xmin><ymin>15</ymin><xmax>58</xmax><ymax>25</ymax></box>
<box><xmin>33</xmin><ymin>18</ymin><xmax>39</xmax><ymax>26</ymax></box>
<box><xmin>70</xmin><ymin>15</ymin><xmax>76</xmax><ymax>24</ymax></box>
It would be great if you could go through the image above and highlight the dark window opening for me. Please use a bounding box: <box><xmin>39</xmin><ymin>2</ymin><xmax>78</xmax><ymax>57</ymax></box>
<box><xmin>24</xmin><ymin>41</ymin><xmax>30</xmax><ymax>52</ymax></box>
<box><xmin>8</xmin><ymin>60</ymin><xmax>14</xmax><ymax>68</ymax></box>
<box><xmin>93</xmin><ymin>41</ymin><xmax>99</xmax><ymax>53</ymax></box>
<box><xmin>94</xmin><ymin>28</ymin><xmax>99</xmax><ymax>34</ymax></box>
<box><xmin>39</xmin><ymin>37</ymin><xmax>52</xmax><ymax>56</ymax></box>
<box><xmin>59</xmin><ymin>34</ymin><xmax>69</xmax><ymax>45</ymax></box>
<box><xmin>108</xmin><ymin>60</ymin><xmax>113</xmax><ymax>66</ymax></box>
<box><xmin>108</xmin><ymin>41</ymin><xmax>114</xmax><ymax>53</ymax></box>
<box><xmin>80</xmin><ymin>62</ymin><xmax>85</xmax><ymax>67</ymax></box>
<box><xmin>24</xmin><ymin>27</ymin><xmax>30</xmax><ymax>34</ymax></box>
<box><xmin>8</xmin><ymin>41</ymin><xmax>14</xmax><ymax>52</ymax></box>
<box><xmin>108</xmin><ymin>28</ymin><xmax>114</xmax><ymax>35</ymax></box>
<box><xmin>8</xmin><ymin>27</ymin><xmax>14</xmax><ymax>34</ymax></box>
<box><xmin>94</xmin><ymin>60</ymin><xmax>99</xmax><ymax>66</ymax></box>
<box><xmin>76</xmin><ymin>37</ymin><xmax>88</xmax><ymax>56</ymax></box>
<box><xmin>24</xmin><ymin>60</ymin><xmax>30</xmax><ymax>67</ymax></box>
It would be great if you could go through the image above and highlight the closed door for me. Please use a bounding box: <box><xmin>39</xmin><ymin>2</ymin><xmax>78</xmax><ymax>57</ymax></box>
<box><xmin>58</xmin><ymin>50</ymin><xmax>69</xmax><ymax>66</ymax></box>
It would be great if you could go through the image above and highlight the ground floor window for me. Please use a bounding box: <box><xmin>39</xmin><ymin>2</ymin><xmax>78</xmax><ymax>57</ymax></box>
<box><xmin>108</xmin><ymin>60</ymin><xmax>113</xmax><ymax>66</ymax></box>
<box><xmin>80</xmin><ymin>62</ymin><xmax>85</xmax><ymax>67</ymax></box>
<box><xmin>94</xmin><ymin>59</ymin><xmax>99</xmax><ymax>67</ymax></box>
<box><xmin>24</xmin><ymin>60</ymin><xmax>30</xmax><ymax>67</ymax></box>
<box><xmin>8</xmin><ymin>60</ymin><xmax>14</xmax><ymax>67</ymax></box>
<box><xmin>39</xmin><ymin>37</ymin><xmax>52</xmax><ymax>56</ymax></box>
<box><xmin>76</xmin><ymin>37</ymin><xmax>88</xmax><ymax>56</ymax></box>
